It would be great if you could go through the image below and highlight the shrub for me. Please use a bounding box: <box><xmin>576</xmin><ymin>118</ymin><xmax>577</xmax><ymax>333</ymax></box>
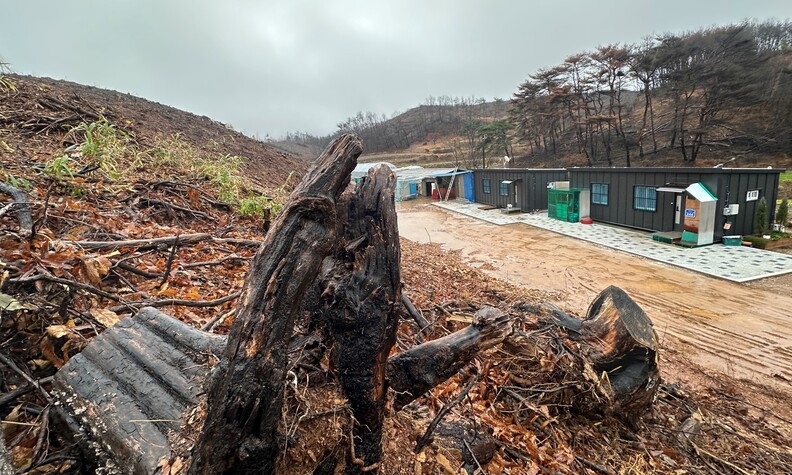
<box><xmin>742</xmin><ymin>235</ymin><xmax>767</xmax><ymax>249</ymax></box>
<box><xmin>754</xmin><ymin>197</ymin><xmax>769</xmax><ymax>235</ymax></box>
<box><xmin>777</xmin><ymin>199</ymin><xmax>789</xmax><ymax>226</ymax></box>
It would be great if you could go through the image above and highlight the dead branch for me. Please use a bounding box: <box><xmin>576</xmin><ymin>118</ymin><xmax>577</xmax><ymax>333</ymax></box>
<box><xmin>200</xmin><ymin>309</ymin><xmax>235</xmax><ymax>332</ymax></box>
<box><xmin>68</xmin><ymin>233</ymin><xmax>211</xmax><ymax>250</ymax></box>
<box><xmin>9</xmin><ymin>274</ymin><xmax>122</xmax><ymax>302</ymax></box>
<box><xmin>0</xmin><ymin>353</ymin><xmax>51</xmax><ymax>403</ymax></box>
<box><xmin>0</xmin><ymin>376</ymin><xmax>54</xmax><ymax>409</ymax></box>
<box><xmin>138</xmin><ymin>197</ymin><xmax>213</xmax><ymax>220</ymax></box>
<box><xmin>159</xmin><ymin>235</ymin><xmax>180</xmax><ymax>286</ymax></box>
<box><xmin>113</xmin><ymin>260</ymin><xmax>161</xmax><ymax>279</ymax></box>
<box><xmin>182</xmin><ymin>255</ymin><xmax>250</xmax><ymax>269</ymax></box>
<box><xmin>107</xmin><ymin>292</ymin><xmax>241</xmax><ymax>313</ymax></box>
<box><xmin>387</xmin><ymin>307</ymin><xmax>513</xmax><ymax>410</ymax></box>
<box><xmin>402</xmin><ymin>292</ymin><xmax>430</xmax><ymax>333</ymax></box>
<box><xmin>0</xmin><ymin>181</ymin><xmax>33</xmax><ymax>237</ymax></box>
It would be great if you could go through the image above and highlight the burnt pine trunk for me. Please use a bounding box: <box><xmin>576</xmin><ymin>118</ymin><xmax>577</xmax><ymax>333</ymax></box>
<box><xmin>189</xmin><ymin>135</ymin><xmax>363</xmax><ymax>475</ymax></box>
<box><xmin>318</xmin><ymin>165</ymin><xmax>402</xmax><ymax>473</ymax></box>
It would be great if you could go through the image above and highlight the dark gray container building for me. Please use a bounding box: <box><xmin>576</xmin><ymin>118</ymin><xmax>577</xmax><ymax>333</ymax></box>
<box><xmin>473</xmin><ymin>168</ymin><xmax>568</xmax><ymax>212</ymax></box>
<box><xmin>568</xmin><ymin>167</ymin><xmax>784</xmax><ymax>239</ymax></box>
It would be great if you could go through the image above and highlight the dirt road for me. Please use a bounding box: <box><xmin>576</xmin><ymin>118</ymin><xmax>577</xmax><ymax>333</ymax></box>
<box><xmin>397</xmin><ymin>201</ymin><xmax>792</xmax><ymax>387</ymax></box>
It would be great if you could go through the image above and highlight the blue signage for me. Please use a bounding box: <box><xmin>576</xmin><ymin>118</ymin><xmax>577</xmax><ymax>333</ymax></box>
<box><xmin>685</xmin><ymin>209</ymin><xmax>696</xmax><ymax>218</ymax></box>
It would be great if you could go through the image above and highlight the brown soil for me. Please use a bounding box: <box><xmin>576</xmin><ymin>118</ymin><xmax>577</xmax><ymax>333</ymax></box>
<box><xmin>398</xmin><ymin>200</ymin><xmax>792</xmax><ymax>386</ymax></box>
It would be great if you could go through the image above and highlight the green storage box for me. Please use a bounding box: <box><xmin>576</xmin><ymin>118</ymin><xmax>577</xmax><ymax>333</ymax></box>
<box><xmin>722</xmin><ymin>235</ymin><xmax>742</xmax><ymax>246</ymax></box>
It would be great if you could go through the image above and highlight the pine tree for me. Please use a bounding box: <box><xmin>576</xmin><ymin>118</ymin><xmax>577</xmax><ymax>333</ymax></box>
<box><xmin>776</xmin><ymin>199</ymin><xmax>789</xmax><ymax>227</ymax></box>
<box><xmin>755</xmin><ymin>197</ymin><xmax>769</xmax><ymax>235</ymax></box>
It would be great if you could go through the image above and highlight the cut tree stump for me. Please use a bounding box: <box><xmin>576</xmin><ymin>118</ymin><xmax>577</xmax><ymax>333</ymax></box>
<box><xmin>52</xmin><ymin>307</ymin><xmax>225</xmax><ymax>475</ymax></box>
<box><xmin>547</xmin><ymin>285</ymin><xmax>660</xmax><ymax>422</ymax></box>
<box><xmin>577</xmin><ymin>285</ymin><xmax>660</xmax><ymax>417</ymax></box>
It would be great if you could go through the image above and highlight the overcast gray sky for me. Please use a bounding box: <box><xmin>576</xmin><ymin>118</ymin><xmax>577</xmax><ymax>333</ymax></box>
<box><xmin>1</xmin><ymin>1</ymin><xmax>789</xmax><ymax>138</ymax></box>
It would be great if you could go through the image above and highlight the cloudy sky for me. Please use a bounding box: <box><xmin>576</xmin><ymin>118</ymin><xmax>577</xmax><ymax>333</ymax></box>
<box><xmin>1</xmin><ymin>1</ymin><xmax>789</xmax><ymax>138</ymax></box>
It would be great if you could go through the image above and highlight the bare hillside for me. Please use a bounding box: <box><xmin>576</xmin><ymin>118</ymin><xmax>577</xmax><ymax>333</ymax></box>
<box><xmin>1</xmin><ymin>75</ymin><xmax>307</xmax><ymax>188</ymax></box>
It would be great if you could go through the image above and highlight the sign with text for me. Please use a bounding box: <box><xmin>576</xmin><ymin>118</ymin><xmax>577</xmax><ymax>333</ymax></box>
<box><xmin>685</xmin><ymin>209</ymin><xmax>696</xmax><ymax>218</ymax></box>
<box><xmin>746</xmin><ymin>190</ymin><xmax>760</xmax><ymax>201</ymax></box>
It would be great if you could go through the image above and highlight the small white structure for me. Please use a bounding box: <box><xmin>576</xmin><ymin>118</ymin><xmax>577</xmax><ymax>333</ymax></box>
<box><xmin>681</xmin><ymin>182</ymin><xmax>717</xmax><ymax>246</ymax></box>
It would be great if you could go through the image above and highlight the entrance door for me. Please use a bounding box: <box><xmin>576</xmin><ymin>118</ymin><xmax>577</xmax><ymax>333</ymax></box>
<box><xmin>514</xmin><ymin>184</ymin><xmax>522</xmax><ymax>210</ymax></box>
<box><xmin>673</xmin><ymin>194</ymin><xmax>686</xmax><ymax>232</ymax></box>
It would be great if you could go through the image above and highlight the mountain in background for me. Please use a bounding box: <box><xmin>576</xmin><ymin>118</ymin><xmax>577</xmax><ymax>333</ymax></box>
<box><xmin>284</xmin><ymin>20</ymin><xmax>792</xmax><ymax>171</ymax></box>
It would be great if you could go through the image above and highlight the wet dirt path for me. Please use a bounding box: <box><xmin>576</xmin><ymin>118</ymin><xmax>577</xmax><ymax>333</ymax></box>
<box><xmin>398</xmin><ymin>201</ymin><xmax>792</xmax><ymax>387</ymax></box>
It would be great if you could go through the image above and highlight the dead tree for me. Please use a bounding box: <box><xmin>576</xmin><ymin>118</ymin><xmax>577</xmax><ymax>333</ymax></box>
<box><xmin>189</xmin><ymin>135</ymin><xmax>363</xmax><ymax>474</ymax></box>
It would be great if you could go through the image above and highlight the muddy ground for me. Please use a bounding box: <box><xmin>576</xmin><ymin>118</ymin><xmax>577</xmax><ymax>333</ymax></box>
<box><xmin>397</xmin><ymin>200</ymin><xmax>792</xmax><ymax>386</ymax></box>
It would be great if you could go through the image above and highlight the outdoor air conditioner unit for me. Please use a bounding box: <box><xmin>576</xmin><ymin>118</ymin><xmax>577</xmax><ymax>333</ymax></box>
<box><xmin>723</xmin><ymin>204</ymin><xmax>739</xmax><ymax>216</ymax></box>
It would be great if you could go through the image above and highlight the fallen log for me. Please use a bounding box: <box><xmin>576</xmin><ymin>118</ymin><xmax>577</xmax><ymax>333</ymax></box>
<box><xmin>52</xmin><ymin>307</ymin><xmax>225</xmax><ymax>475</ymax></box>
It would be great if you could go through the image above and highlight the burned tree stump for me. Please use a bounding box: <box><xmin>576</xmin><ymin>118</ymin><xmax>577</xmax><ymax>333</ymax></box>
<box><xmin>189</xmin><ymin>135</ymin><xmax>362</xmax><ymax>475</ymax></box>
<box><xmin>577</xmin><ymin>285</ymin><xmax>660</xmax><ymax>416</ymax></box>
<box><xmin>317</xmin><ymin>165</ymin><xmax>402</xmax><ymax>473</ymax></box>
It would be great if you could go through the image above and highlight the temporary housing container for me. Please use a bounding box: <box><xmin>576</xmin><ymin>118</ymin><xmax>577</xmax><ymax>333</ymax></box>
<box><xmin>472</xmin><ymin>169</ymin><xmax>568</xmax><ymax>212</ymax></box>
<box><xmin>568</xmin><ymin>167</ymin><xmax>784</xmax><ymax>240</ymax></box>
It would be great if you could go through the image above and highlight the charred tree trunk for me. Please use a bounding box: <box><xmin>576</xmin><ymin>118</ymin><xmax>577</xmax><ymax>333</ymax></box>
<box><xmin>189</xmin><ymin>135</ymin><xmax>363</xmax><ymax>475</ymax></box>
<box><xmin>551</xmin><ymin>285</ymin><xmax>659</xmax><ymax>422</ymax></box>
<box><xmin>318</xmin><ymin>165</ymin><xmax>402</xmax><ymax>474</ymax></box>
<box><xmin>387</xmin><ymin>307</ymin><xmax>513</xmax><ymax>410</ymax></box>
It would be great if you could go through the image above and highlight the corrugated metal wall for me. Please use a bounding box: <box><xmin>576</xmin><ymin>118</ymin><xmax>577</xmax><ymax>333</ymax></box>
<box><xmin>472</xmin><ymin>169</ymin><xmax>567</xmax><ymax>211</ymax></box>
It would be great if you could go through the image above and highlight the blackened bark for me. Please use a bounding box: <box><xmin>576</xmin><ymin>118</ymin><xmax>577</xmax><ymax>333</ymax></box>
<box><xmin>570</xmin><ymin>286</ymin><xmax>659</xmax><ymax>422</ymax></box>
<box><xmin>0</xmin><ymin>182</ymin><xmax>33</xmax><ymax>237</ymax></box>
<box><xmin>387</xmin><ymin>307</ymin><xmax>513</xmax><ymax>410</ymax></box>
<box><xmin>319</xmin><ymin>165</ymin><xmax>402</xmax><ymax>474</ymax></box>
<box><xmin>189</xmin><ymin>134</ymin><xmax>362</xmax><ymax>475</ymax></box>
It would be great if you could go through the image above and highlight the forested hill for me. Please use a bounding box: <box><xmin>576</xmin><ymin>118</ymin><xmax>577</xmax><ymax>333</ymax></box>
<box><xmin>284</xmin><ymin>20</ymin><xmax>792</xmax><ymax>169</ymax></box>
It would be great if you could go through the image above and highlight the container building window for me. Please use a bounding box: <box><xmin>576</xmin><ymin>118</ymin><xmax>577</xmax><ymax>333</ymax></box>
<box><xmin>634</xmin><ymin>186</ymin><xmax>657</xmax><ymax>211</ymax></box>
<box><xmin>482</xmin><ymin>179</ymin><xmax>491</xmax><ymax>194</ymax></box>
<box><xmin>499</xmin><ymin>181</ymin><xmax>509</xmax><ymax>196</ymax></box>
<box><xmin>592</xmin><ymin>183</ymin><xmax>609</xmax><ymax>205</ymax></box>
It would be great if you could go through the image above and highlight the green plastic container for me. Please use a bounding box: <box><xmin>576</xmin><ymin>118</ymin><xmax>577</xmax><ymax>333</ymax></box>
<box><xmin>722</xmin><ymin>235</ymin><xmax>742</xmax><ymax>246</ymax></box>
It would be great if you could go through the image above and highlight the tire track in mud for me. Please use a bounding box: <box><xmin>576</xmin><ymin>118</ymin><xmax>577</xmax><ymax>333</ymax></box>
<box><xmin>398</xmin><ymin>202</ymin><xmax>792</xmax><ymax>386</ymax></box>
